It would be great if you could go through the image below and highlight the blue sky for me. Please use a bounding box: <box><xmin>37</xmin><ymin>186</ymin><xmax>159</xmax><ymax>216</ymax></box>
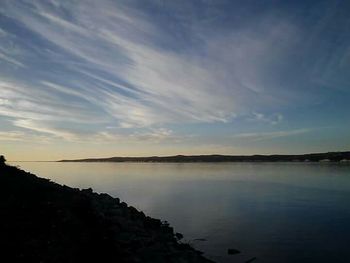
<box><xmin>0</xmin><ymin>0</ymin><xmax>349</xmax><ymax>160</ymax></box>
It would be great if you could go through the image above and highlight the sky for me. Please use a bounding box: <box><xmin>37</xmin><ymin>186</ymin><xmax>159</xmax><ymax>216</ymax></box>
<box><xmin>0</xmin><ymin>0</ymin><xmax>350</xmax><ymax>161</ymax></box>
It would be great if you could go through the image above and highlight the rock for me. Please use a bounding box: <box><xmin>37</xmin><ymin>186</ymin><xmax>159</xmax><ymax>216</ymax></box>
<box><xmin>227</xmin><ymin>248</ymin><xmax>241</xmax><ymax>255</ymax></box>
<box><xmin>0</xmin><ymin>162</ymin><xmax>215</xmax><ymax>263</ymax></box>
<box><xmin>81</xmin><ymin>187</ymin><xmax>93</xmax><ymax>194</ymax></box>
<box><xmin>175</xmin><ymin>232</ymin><xmax>184</xmax><ymax>240</ymax></box>
<box><xmin>245</xmin><ymin>257</ymin><xmax>257</xmax><ymax>263</ymax></box>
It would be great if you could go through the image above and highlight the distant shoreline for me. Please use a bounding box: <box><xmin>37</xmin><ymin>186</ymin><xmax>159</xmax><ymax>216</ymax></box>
<box><xmin>59</xmin><ymin>151</ymin><xmax>350</xmax><ymax>163</ymax></box>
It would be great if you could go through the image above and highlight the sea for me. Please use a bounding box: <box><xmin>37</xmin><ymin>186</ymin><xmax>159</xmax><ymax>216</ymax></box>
<box><xmin>10</xmin><ymin>161</ymin><xmax>350</xmax><ymax>263</ymax></box>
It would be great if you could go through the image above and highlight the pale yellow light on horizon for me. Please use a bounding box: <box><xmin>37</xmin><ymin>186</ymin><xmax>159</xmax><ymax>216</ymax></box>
<box><xmin>1</xmin><ymin>140</ymin><xmax>266</xmax><ymax>162</ymax></box>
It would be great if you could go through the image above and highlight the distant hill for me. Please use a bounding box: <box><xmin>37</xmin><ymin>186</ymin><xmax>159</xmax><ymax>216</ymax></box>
<box><xmin>59</xmin><ymin>151</ymin><xmax>350</xmax><ymax>163</ymax></box>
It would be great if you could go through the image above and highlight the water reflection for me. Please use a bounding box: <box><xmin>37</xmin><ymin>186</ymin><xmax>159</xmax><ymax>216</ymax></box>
<box><xmin>11</xmin><ymin>162</ymin><xmax>350</xmax><ymax>263</ymax></box>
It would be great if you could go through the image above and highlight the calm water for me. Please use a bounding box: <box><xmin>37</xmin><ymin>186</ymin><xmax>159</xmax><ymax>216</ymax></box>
<box><xmin>10</xmin><ymin>162</ymin><xmax>350</xmax><ymax>263</ymax></box>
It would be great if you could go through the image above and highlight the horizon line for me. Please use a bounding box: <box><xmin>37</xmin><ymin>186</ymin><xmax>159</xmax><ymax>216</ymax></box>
<box><xmin>7</xmin><ymin>150</ymin><xmax>350</xmax><ymax>162</ymax></box>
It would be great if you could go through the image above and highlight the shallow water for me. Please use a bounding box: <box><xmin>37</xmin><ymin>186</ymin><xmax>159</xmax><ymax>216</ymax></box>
<box><xmin>10</xmin><ymin>162</ymin><xmax>350</xmax><ymax>263</ymax></box>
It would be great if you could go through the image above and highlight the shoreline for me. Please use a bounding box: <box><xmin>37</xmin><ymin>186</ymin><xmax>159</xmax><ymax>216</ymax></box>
<box><xmin>0</xmin><ymin>163</ymin><xmax>215</xmax><ymax>263</ymax></box>
<box><xmin>58</xmin><ymin>151</ymin><xmax>350</xmax><ymax>163</ymax></box>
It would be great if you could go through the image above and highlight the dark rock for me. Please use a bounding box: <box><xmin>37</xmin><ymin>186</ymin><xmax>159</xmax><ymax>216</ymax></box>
<box><xmin>228</xmin><ymin>248</ymin><xmax>241</xmax><ymax>255</ymax></box>
<box><xmin>245</xmin><ymin>257</ymin><xmax>257</xmax><ymax>263</ymax></box>
<box><xmin>0</xmin><ymin>155</ymin><xmax>6</xmax><ymax>165</ymax></box>
<box><xmin>81</xmin><ymin>187</ymin><xmax>93</xmax><ymax>194</ymax></box>
<box><xmin>120</xmin><ymin>202</ymin><xmax>128</xmax><ymax>208</ymax></box>
<box><xmin>175</xmin><ymin>232</ymin><xmax>184</xmax><ymax>240</ymax></box>
<box><xmin>0</xmin><ymin>161</ymin><xmax>214</xmax><ymax>263</ymax></box>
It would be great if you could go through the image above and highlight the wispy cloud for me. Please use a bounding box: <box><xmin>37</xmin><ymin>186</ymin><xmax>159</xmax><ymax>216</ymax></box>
<box><xmin>13</xmin><ymin>119</ymin><xmax>78</xmax><ymax>140</ymax></box>
<box><xmin>0</xmin><ymin>131</ymin><xmax>27</xmax><ymax>141</ymax></box>
<box><xmin>232</xmin><ymin>128</ymin><xmax>311</xmax><ymax>142</ymax></box>
<box><xmin>0</xmin><ymin>0</ymin><xmax>302</xmax><ymax>132</ymax></box>
<box><xmin>247</xmin><ymin>112</ymin><xmax>284</xmax><ymax>125</ymax></box>
<box><xmin>0</xmin><ymin>52</ymin><xmax>25</xmax><ymax>68</ymax></box>
<box><xmin>0</xmin><ymin>0</ymin><xmax>349</xmax><ymax>152</ymax></box>
<box><xmin>93</xmin><ymin>128</ymin><xmax>181</xmax><ymax>144</ymax></box>
<box><xmin>0</xmin><ymin>80</ymin><xmax>103</xmax><ymax>122</ymax></box>
<box><xmin>0</xmin><ymin>130</ymin><xmax>53</xmax><ymax>142</ymax></box>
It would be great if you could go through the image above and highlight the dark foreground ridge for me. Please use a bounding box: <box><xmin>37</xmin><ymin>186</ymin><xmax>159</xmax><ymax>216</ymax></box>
<box><xmin>0</xmin><ymin>159</ymin><xmax>214</xmax><ymax>263</ymax></box>
<box><xmin>60</xmin><ymin>151</ymin><xmax>350</xmax><ymax>163</ymax></box>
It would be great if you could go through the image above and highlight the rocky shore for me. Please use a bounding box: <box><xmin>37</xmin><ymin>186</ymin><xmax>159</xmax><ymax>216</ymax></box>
<box><xmin>0</xmin><ymin>161</ymin><xmax>214</xmax><ymax>263</ymax></box>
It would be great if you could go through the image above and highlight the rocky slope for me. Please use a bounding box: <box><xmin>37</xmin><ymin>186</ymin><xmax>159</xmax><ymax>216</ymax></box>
<box><xmin>0</xmin><ymin>162</ymin><xmax>214</xmax><ymax>263</ymax></box>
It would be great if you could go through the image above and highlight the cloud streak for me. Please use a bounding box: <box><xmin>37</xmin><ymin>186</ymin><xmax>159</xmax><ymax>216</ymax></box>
<box><xmin>0</xmin><ymin>0</ymin><xmax>349</xmax><ymax>153</ymax></box>
<box><xmin>0</xmin><ymin>1</ymin><xmax>302</xmax><ymax>129</ymax></box>
<box><xmin>232</xmin><ymin>129</ymin><xmax>311</xmax><ymax>142</ymax></box>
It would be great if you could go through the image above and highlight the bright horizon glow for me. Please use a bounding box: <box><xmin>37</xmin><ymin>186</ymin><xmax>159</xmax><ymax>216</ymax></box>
<box><xmin>1</xmin><ymin>0</ymin><xmax>350</xmax><ymax>161</ymax></box>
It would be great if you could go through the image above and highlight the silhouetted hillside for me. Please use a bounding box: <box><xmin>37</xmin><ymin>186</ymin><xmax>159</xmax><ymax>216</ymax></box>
<box><xmin>0</xmin><ymin>160</ymin><xmax>214</xmax><ymax>263</ymax></box>
<box><xmin>60</xmin><ymin>151</ymin><xmax>350</xmax><ymax>163</ymax></box>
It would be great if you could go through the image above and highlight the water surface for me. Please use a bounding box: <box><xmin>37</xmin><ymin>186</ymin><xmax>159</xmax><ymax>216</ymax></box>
<box><xmin>11</xmin><ymin>162</ymin><xmax>350</xmax><ymax>263</ymax></box>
